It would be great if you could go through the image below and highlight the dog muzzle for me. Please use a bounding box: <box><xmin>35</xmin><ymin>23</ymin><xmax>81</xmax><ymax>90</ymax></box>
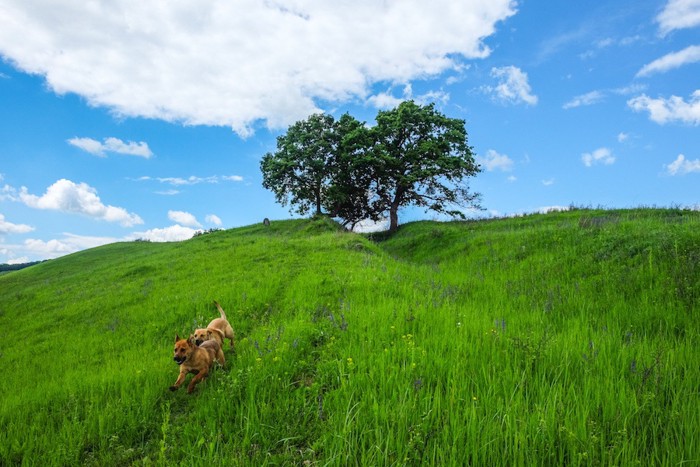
<box><xmin>174</xmin><ymin>356</ymin><xmax>186</xmax><ymax>365</ymax></box>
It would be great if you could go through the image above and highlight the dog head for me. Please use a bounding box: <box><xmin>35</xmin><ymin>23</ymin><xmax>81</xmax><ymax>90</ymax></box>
<box><xmin>173</xmin><ymin>334</ymin><xmax>196</xmax><ymax>365</ymax></box>
<box><xmin>193</xmin><ymin>328</ymin><xmax>211</xmax><ymax>346</ymax></box>
<box><xmin>193</xmin><ymin>328</ymin><xmax>225</xmax><ymax>345</ymax></box>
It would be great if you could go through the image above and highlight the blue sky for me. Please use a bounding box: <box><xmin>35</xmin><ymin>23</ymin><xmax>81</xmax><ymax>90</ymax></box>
<box><xmin>1</xmin><ymin>0</ymin><xmax>699</xmax><ymax>263</ymax></box>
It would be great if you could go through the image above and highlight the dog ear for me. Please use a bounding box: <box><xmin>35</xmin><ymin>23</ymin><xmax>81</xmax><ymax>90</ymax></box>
<box><xmin>211</xmin><ymin>328</ymin><xmax>225</xmax><ymax>339</ymax></box>
<box><xmin>188</xmin><ymin>335</ymin><xmax>196</xmax><ymax>346</ymax></box>
<box><xmin>175</xmin><ymin>334</ymin><xmax>181</xmax><ymax>342</ymax></box>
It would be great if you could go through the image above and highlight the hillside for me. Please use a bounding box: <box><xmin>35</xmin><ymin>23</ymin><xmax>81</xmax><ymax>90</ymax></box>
<box><xmin>0</xmin><ymin>209</ymin><xmax>698</xmax><ymax>465</ymax></box>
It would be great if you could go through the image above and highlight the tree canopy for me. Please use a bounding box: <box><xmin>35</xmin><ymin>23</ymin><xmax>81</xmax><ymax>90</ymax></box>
<box><xmin>260</xmin><ymin>101</ymin><xmax>481</xmax><ymax>232</ymax></box>
<box><xmin>367</xmin><ymin>101</ymin><xmax>481</xmax><ymax>231</ymax></box>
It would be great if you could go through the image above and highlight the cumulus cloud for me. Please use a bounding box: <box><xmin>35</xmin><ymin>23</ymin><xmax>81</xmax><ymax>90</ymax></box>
<box><xmin>636</xmin><ymin>45</ymin><xmax>700</xmax><ymax>77</ymax></box>
<box><xmin>627</xmin><ymin>91</ymin><xmax>700</xmax><ymax>125</ymax></box>
<box><xmin>563</xmin><ymin>90</ymin><xmax>605</xmax><ymax>109</ymax></box>
<box><xmin>0</xmin><ymin>213</ymin><xmax>34</xmax><ymax>234</ymax></box>
<box><xmin>582</xmin><ymin>147</ymin><xmax>615</xmax><ymax>167</ymax></box>
<box><xmin>0</xmin><ymin>1</ymin><xmax>516</xmax><ymax>136</ymax></box>
<box><xmin>483</xmin><ymin>66</ymin><xmax>538</xmax><ymax>106</ymax></box>
<box><xmin>18</xmin><ymin>179</ymin><xmax>143</xmax><ymax>227</ymax></box>
<box><xmin>657</xmin><ymin>0</ymin><xmax>700</xmax><ymax>35</ymax></box>
<box><xmin>168</xmin><ymin>210</ymin><xmax>202</xmax><ymax>227</ymax></box>
<box><xmin>617</xmin><ymin>132</ymin><xmax>630</xmax><ymax>143</ymax></box>
<box><xmin>665</xmin><ymin>154</ymin><xmax>700</xmax><ymax>175</ymax></box>
<box><xmin>476</xmin><ymin>149</ymin><xmax>514</xmax><ymax>172</ymax></box>
<box><xmin>205</xmin><ymin>214</ymin><xmax>222</xmax><ymax>226</ymax></box>
<box><xmin>68</xmin><ymin>137</ymin><xmax>153</xmax><ymax>158</ymax></box>
<box><xmin>127</xmin><ymin>225</ymin><xmax>198</xmax><ymax>243</ymax></box>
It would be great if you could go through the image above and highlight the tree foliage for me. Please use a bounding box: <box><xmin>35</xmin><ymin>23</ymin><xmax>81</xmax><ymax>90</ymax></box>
<box><xmin>368</xmin><ymin>100</ymin><xmax>481</xmax><ymax>231</ymax></box>
<box><xmin>260</xmin><ymin>101</ymin><xmax>481</xmax><ymax>232</ymax></box>
<box><xmin>260</xmin><ymin>113</ymin><xmax>337</xmax><ymax>216</ymax></box>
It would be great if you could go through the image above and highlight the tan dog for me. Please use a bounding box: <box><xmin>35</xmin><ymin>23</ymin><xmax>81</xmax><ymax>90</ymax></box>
<box><xmin>170</xmin><ymin>334</ymin><xmax>225</xmax><ymax>394</ymax></box>
<box><xmin>193</xmin><ymin>300</ymin><xmax>235</xmax><ymax>349</ymax></box>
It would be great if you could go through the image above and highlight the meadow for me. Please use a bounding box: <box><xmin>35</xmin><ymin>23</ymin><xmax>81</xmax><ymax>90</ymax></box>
<box><xmin>0</xmin><ymin>208</ymin><xmax>698</xmax><ymax>466</ymax></box>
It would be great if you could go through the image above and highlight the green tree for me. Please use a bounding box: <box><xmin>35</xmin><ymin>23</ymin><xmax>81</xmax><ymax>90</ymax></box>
<box><xmin>324</xmin><ymin>114</ymin><xmax>375</xmax><ymax>229</ymax></box>
<box><xmin>260</xmin><ymin>114</ymin><xmax>337</xmax><ymax>216</ymax></box>
<box><xmin>368</xmin><ymin>100</ymin><xmax>481</xmax><ymax>232</ymax></box>
<box><xmin>260</xmin><ymin>113</ymin><xmax>369</xmax><ymax>222</ymax></box>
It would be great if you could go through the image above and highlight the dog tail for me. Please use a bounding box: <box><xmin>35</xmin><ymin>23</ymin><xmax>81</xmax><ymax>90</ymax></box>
<box><xmin>214</xmin><ymin>300</ymin><xmax>227</xmax><ymax>320</ymax></box>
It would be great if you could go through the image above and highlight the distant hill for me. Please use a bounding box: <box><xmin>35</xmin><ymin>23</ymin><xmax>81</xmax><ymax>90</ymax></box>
<box><xmin>0</xmin><ymin>260</ymin><xmax>46</xmax><ymax>273</ymax></box>
<box><xmin>0</xmin><ymin>209</ymin><xmax>698</xmax><ymax>465</ymax></box>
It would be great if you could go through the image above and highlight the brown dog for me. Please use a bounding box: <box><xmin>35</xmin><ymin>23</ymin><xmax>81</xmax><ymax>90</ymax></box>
<box><xmin>193</xmin><ymin>300</ymin><xmax>235</xmax><ymax>349</ymax></box>
<box><xmin>170</xmin><ymin>334</ymin><xmax>225</xmax><ymax>394</ymax></box>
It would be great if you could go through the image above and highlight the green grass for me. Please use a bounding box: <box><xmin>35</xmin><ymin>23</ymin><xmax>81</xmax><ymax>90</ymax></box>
<box><xmin>0</xmin><ymin>209</ymin><xmax>698</xmax><ymax>465</ymax></box>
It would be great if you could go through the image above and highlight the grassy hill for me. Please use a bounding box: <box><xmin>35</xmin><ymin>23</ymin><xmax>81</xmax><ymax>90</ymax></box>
<box><xmin>0</xmin><ymin>209</ymin><xmax>698</xmax><ymax>466</ymax></box>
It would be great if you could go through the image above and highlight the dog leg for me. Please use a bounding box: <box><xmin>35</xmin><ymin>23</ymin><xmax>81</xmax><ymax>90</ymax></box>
<box><xmin>170</xmin><ymin>371</ymin><xmax>187</xmax><ymax>391</ymax></box>
<box><xmin>217</xmin><ymin>348</ymin><xmax>226</xmax><ymax>367</ymax></box>
<box><xmin>187</xmin><ymin>369</ymin><xmax>208</xmax><ymax>394</ymax></box>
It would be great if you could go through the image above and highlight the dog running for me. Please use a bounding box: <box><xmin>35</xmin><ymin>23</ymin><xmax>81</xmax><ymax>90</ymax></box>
<box><xmin>170</xmin><ymin>334</ymin><xmax>225</xmax><ymax>394</ymax></box>
<box><xmin>193</xmin><ymin>300</ymin><xmax>235</xmax><ymax>349</ymax></box>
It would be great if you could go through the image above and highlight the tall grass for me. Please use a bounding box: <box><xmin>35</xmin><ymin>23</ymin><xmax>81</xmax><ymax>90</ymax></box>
<box><xmin>0</xmin><ymin>209</ymin><xmax>698</xmax><ymax>465</ymax></box>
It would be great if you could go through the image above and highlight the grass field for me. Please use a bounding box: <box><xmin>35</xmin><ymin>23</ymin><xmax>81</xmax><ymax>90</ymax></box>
<box><xmin>0</xmin><ymin>208</ymin><xmax>698</xmax><ymax>466</ymax></box>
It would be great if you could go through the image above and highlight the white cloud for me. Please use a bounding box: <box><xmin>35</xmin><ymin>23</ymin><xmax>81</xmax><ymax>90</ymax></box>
<box><xmin>367</xmin><ymin>90</ymin><xmax>407</xmax><ymax>110</ymax></box>
<box><xmin>0</xmin><ymin>1</ymin><xmax>516</xmax><ymax>137</ymax></box>
<box><xmin>537</xmin><ymin>205</ymin><xmax>570</xmax><ymax>214</ymax></box>
<box><xmin>617</xmin><ymin>132</ymin><xmax>630</xmax><ymax>143</ymax></box>
<box><xmin>352</xmin><ymin>218</ymin><xmax>390</xmax><ymax>233</ymax></box>
<box><xmin>657</xmin><ymin>0</ymin><xmax>700</xmax><ymax>35</ymax></box>
<box><xmin>5</xmin><ymin>256</ymin><xmax>30</xmax><ymax>265</ymax></box>
<box><xmin>67</xmin><ymin>137</ymin><xmax>106</xmax><ymax>157</ymax></box>
<box><xmin>155</xmin><ymin>189</ymin><xmax>180</xmax><ymax>196</ymax></box>
<box><xmin>138</xmin><ymin>175</ymin><xmax>243</xmax><ymax>186</ymax></box>
<box><xmin>67</xmin><ymin>137</ymin><xmax>153</xmax><ymax>158</ymax></box>
<box><xmin>0</xmin><ymin>184</ymin><xmax>18</xmax><ymax>202</ymax></box>
<box><xmin>542</xmin><ymin>178</ymin><xmax>555</xmax><ymax>186</ymax></box>
<box><xmin>0</xmin><ymin>213</ymin><xmax>34</xmax><ymax>234</ymax></box>
<box><xmin>628</xmin><ymin>90</ymin><xmax>700</xmax><ymax>125</ymax></box>
<box><xmin>18</xmin><ymin>179</ymin><xmax>143</xmax><ymax>227</ymax></box>
<box><xmin>205</xmin><ymin>214</ymin><xmax>222</xmax><ymax>226</ymax></box>
<box><xmin>367</xmin><ymin>84</ymin><xmax>450</xmax><ymax>110</ymax></box>
<box><xmin>582</xmin><ymin>147</ymin><xmax>615</xmax><ymax>167</ymax></box>
<box><xmin>563</xmin><ymin>90</ymin><xmax>605</xmax><ymax>109</ymax></box>
<box><xmin>168</xmin><ymin>210</ymin><xmax>202</xmax><ymax>227</ymax></box>
<box><xmin>11</xmin><ymin>233</ymin><xmax>117</xmax><ymax>261</ymax></box>
<box><xmin>476</xmin><ymin>149</ymin><xmax>514</xmax><ymax>172</ymax></box>
<box><xmin>127</xmin><ymin>225</ymin><xmax>198</xmax><ymax>243</ymax></box>
<box><xmin>612</xmin><ymin>84</ymin><xmax>647</xmax><ymax>96</ymax></box>
<box><xmin>636</xmin><ymin>45</ymin><xmax>700</xmax><ymax>77</ymax></box>
<box><xmin>483</xmin><ymin>66</ymin><xmax>538</xmax><ymax>106</ymax></box>
<box><xmin>665</xmin><ymin>154</ymin><xmax>700</xmax><ymax>175</ymax></box>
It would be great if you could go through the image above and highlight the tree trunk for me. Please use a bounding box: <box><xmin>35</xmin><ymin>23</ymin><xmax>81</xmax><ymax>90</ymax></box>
<box><xmin>315</xmin><ymin>187</ymin><xmax>322</xmax><ymax>216</ymax></box>
<box><xmin>388</xmin><ymin>189</ymin><xmax>403</xmax><ymax>232</ymax></box>
<box><xmin>389</xmin><ymin>198</ymin><xmax>400</xmax><ymax>232</ymax></box>
<box><xmin>389</xmin><ymin>208</ymin><xmax>398</xmax><ymax>232</ymax></box>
